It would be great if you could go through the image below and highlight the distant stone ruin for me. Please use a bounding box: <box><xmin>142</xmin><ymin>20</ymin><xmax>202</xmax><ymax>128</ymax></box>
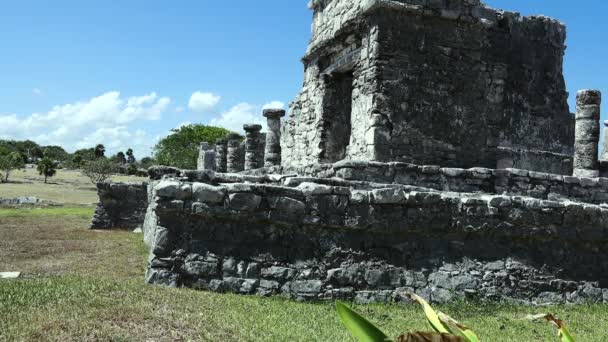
<box><xmin>90</xmin><ymin>182</ymin><xmax>148</xmax><ymax>230</ymax></box>
<box><xmin>96</xmin><ymin>0</ymin><xmax>608</xmax><ymax>304</ymax></box>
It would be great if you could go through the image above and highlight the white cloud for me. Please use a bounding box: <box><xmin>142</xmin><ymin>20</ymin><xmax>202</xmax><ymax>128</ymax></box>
<box><xmin>32</xmin><ymin>88</ymin><xmax>42</xmax><ymax>96</ymax></box>
<box><xmin>73</xmin><ymin>127</ymin><xmax>152</xmax><ymax>158</ymax></box>
<box><xmin>262</xmin><ymin>101</ymin><xmax>285</xmax><ymax>110</ymax></box>
<box><xmin>175</xmin><ymin>106</ymin><xmax>185</xmax><ymax>113</ymax></box>
<box><xmin>0</xmin><ymin>91</ymin><xmax>171</xmax><ymax>158</ymax></box>
<box><xmin>188</xmin><ymin>91</ymin><xmax>221</xmax><ymax>113</ymax></box>
<box><xmin>210</xmin><ymin>103</ymin><xmax>266</xmax><ymax>133</ymax></box>
<box><xmin>208</xmin><ymin>99</ymin><xmax>285</xmax><ymax>133</ymax></box>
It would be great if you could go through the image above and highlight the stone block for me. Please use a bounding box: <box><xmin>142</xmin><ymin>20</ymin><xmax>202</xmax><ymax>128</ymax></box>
<box><xmin>371</xmin><ymin>188</ymin><xmax>406</xmax><ymax>204</ymax></box>
<box><xmin>229</xmin><ymin>193</ymin><xmax>262</xmax><ymax>211</ymax></box>
<box><xmin>192</xmin><ymin>183</ymin><xmax>226</xmax><ymax>204</ymax></box>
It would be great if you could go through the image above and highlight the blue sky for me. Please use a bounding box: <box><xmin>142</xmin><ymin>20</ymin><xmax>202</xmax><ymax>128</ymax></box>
<box><xmin>0</xmin><ymin>1</ymin><xmax>606</xmax><ymax>158</ymax></box>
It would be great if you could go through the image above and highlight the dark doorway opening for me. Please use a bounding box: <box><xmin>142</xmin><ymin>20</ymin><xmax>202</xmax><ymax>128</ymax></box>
<box><xmin>321</xmin><ymin>71</ymin><xmax>354</xmax><ymax>163</ymax></box>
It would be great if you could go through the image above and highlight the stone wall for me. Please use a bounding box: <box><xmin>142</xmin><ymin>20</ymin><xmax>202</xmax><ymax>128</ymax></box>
<box><xmin>372</xmin><ymin>5</ymin><xmax>573</xmax><ymax>169</ymax></box>
<box><xmin>145</xmin><ymin>175</ymin><xmax>608</xmax><ymax>304</ymax></box>
<box><xmin>284</xmin><ymin>0</ymin><xmax>574</xmax><ymax>174</ymax></box>
<box><xmin>274</xmin><ymin>161</ymin><xmax>608</xmax><ymax>206</ymax></box>
<box><xmin>90</xmin><ymin>182</ymin><xmax>148</xmax><ymax>230</ymax></box>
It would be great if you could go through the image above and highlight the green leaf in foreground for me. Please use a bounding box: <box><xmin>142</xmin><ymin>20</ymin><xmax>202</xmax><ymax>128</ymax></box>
<box><xmin>526</xmin><ymin>314</ymin><xmax>575</xmax><ymax>342</ymax></box>
<box><xmin>336</xmin><ymin>301</ymin><xmax>390</xmax><ymax>342</ymax></box>
<box><xmin>406</xmin><ymin>293</ymin><xmax>451</xmax><ymax>335</ymax></box>
<box><xmin>437</xmin><ymin>311</ymin><xmax>480</xmax><ymax>342</ymax></box>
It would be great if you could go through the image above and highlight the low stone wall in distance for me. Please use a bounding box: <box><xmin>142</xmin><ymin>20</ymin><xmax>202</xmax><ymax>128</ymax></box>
<box><xmin>145</xmin><ymin>176</ymin><xmax>608</xmax><ymax>304</ymax></box>
<box><xmin>90</xmin><ymin>182</ymin><xmax>148</xmax><ymax>230</ymax></box>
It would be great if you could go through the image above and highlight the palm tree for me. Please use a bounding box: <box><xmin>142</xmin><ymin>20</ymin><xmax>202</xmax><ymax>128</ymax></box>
<box><xmin>37</xmin><ymin>157</ymin><xmax>57</xmax><ymax>184</ymax></box>
<box><xmin>126</xmin><ymin>148</ymin><xmax>135</xmax><ymax>164</ymax></box>
<box><xmin>116</xmin><ymin>152</ymin><xmax>127</xmax><ymax>164</ymax></box>
<box><xmin>94</xmin><ymin>144</ymin><xmax>106</xmax><ymax>159</ymax></box>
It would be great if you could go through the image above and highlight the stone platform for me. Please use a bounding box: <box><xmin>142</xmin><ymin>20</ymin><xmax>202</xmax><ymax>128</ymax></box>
<box><xmin>140</xmin><ymin>162</ymin><xmax>608</xmax><ymax>304</ymax></box>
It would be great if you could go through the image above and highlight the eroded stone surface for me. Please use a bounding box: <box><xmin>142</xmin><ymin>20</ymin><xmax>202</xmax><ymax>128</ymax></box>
<box><xmin>283</xmin><ymin>0</ymin><xmax>574</xmax><ymax>174</ymax></box>
<box><xmin>90</xmin><ymin>182</ymin><xmax>148</xmax><ymax>230</ymax></box>
<box><xmin>144</xmin><ymin>171</ymin><xmax>608</xmax><ymax>304</ymax></box>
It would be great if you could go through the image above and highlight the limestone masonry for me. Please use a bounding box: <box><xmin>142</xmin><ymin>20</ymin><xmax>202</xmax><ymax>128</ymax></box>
<box><xmin>284</xmin><ymin>0</ymin><xmax>574</xmax><ymax>174</ymax></box>
<box><xmin>94</xmin><ymin>0</ymin><xmax>608</xmax><ymax>304</ymax></box>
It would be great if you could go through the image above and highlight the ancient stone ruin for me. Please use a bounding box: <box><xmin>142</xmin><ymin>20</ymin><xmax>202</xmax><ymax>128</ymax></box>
<box><xmin>284</xmin><ymin>0</ymin><xmax>574</xmax><ymax>175</ymax></box>
<box><xmin>93</xmin><ymin>0</ymin><xmax>608</xmax><ymax>304</ymax></box>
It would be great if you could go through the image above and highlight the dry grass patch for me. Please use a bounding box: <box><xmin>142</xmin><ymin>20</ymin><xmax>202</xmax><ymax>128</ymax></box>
<box><xmin>1</xmin><ymin>168</ymin><xmax>147</xmax><ymax>205</ymax></box>
<box><xmin>0</xmin><ymin>207</ymin><xmax>146</xmax><ymax>278</ymax></box>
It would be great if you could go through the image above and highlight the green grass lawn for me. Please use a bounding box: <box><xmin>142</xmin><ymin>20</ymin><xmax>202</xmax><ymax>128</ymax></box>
<box><xmin>1</xmin><ymin>207</ymin><xmax>608</xmax><ymax>341</ymax></box>
<box><xmin>0</xmin><ymin>168</ymin><xmax>147</xmax><ymax>205</ymax></box>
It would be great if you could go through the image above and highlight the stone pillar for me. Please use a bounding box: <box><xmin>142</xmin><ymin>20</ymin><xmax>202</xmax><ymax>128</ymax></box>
<box><xmin>263</xmin><ymin>109</ymin><xmax>286</xmax><ymax>167</ymax></box>
<box><xmin>573</xmin><ymin>90</ymin><xmax>601</xmax><ymax>178</ymax></box>
<box><xmin>197</xmin><ymin>142</ymin><xmax>217</xmax><ymax>171</ymax></box>
<box><xmin>601</xmin><ymin>121</ymin><xmax>608</xmax><ymax>161</ymax></box>
<box><xmin>243</xmin><ymin>124</ymin><xmax>263</xmax><ymax>170</ymax></box>
<box><xmin>227</xmin><ymin>133</ymin><xmax>244</xmax><ymax>173</ymax></box>
<box><xmin>215</xmin><ymin>138</ymin><xmax>228</xmax><ymax>173</ymax></box>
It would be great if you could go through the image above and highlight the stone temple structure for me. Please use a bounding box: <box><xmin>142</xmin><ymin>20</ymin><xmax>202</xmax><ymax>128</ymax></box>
<box><xmin>92</xmin><ymin>0</ymin><xmax>608</xmax><ymax>305</ymax></box>
<box><xmin>283</xmin><ymin>0</ymin><xmax>575</xmax><ymax>175</ymax></box>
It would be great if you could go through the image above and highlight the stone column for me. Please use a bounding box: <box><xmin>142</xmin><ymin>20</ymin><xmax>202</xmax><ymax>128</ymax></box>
<box><xmin>197</xmin><ymin>142</ymin><xmax>216</xmax><ymax>171</ymax></box>
<box><xmin>573</xmin><ymin>90</ymin><xmax>601</xmax><ymax>178</ymax></box>
<box><xmin>227</xmin><ymin>133</ymin><xmax>244</xmax><ymax>173</ymax></box>
<box><xmin>243</xmin><ymin>124</ymin><xmax>263</xmax><ymax>170</ymax></box>
<box><xmin>215</xmin><ymin>138</ymin><xmax>228</xmax><ymax>172</ymax></box>
<box><xmin>263</xmin><ymin>109</ymin><xmax>286</xmax><ymax>167</ymax></box>
<box><xmin>601</xmin><ymin>121</ymin><xmax>608</xmax><ymax>161</ymax></box>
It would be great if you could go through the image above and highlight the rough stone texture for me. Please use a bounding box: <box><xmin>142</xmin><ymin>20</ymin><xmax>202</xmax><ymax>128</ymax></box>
<box><xmin>602</xmin><ymin>122</ymin><xmax>608</xmax><ymax>162</ymax></box>
<box><xmin>244</xmin><ymin>124</ymin><xmax>264</xmax><ymax>171</ymax></box>
<box><xmin>90</xmin><ymin>182</ymin><xmax>148</xmax><ymax>230</ymax></box>
<box><xmin>264</xmin><ymin>109</ymin><xmax>286</xmax><ymax>167</ymax></box>
<box><xmin>227</xmin><ymin>133</ymin><xmax>245</xmax><ymax>173</ymax></box>
<box><xmin>283</xmin><ymin>0</ymin><xmax>574</xmax><ymax>174</ymax></box>
<box><xmin>98</xmin><ymin>1</ymin><xmax>608</xmax><ymax>305</ymax></box>
<box><xmin>573</xmin><ymin>90</ymin><xmax>601</xmax><ymax>177</ymax></box>
<box><xmin>145</xmin><ymin>175</ymin><xmax>608</xmax><ymax>304</ymax></box>
<box><xmin>197</xmin><ymin>142</ymin><xmax>217</xmax><ymax>171</ymax></box>
<box><xmin>0</xmin><ymin>197</ymin><xmax>54</xmax><ymax>207</ymax></box>
<box><xmin>215</xmin><ymin>138</ymin><xmax>228</xmax><ymax>173</ymax></box>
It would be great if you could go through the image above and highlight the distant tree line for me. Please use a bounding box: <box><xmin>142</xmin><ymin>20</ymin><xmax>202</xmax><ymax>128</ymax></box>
<box><xmin>0</xmin><ymin>123</ymin><xmax>234</xmax><ymax>184</ymax></box>
<box><xmin>153</xmin><ymin>124</ymin><xmax>232</xmax><ymax>169</ymax></box>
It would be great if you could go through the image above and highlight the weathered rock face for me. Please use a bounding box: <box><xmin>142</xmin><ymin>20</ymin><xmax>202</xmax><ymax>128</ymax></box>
<box><xmin>283</xmin><ymin>0</ymin><xmax>574</xmax><ymax>174</ymax></box>
<box><xmin>227</xmin><ymin>134</ymin><xmax>245</xmax><ymax>173</ymax></box>
<box><xmin>144</xmin><ymin>170</ymin><xmax>608</xmax><ymax>304</ymax></box>
<box><xmin>574</xmin><ymin>90</ymin><xmax>602</xmax><ymax>178</ymax></box>
<box><xmin>197</xmin><ymin>142</ymin><xmax>217</xmax><ymax>171</ymax></box>
<box><xmin>244</xmin><ymin>124</ymin><xmax>264</xmax><ymax>171</ymax></box>
<box><xmin>90</xmin><ymin>182</ymin><xmax>148</xmax><ymax>230</ymax></box>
